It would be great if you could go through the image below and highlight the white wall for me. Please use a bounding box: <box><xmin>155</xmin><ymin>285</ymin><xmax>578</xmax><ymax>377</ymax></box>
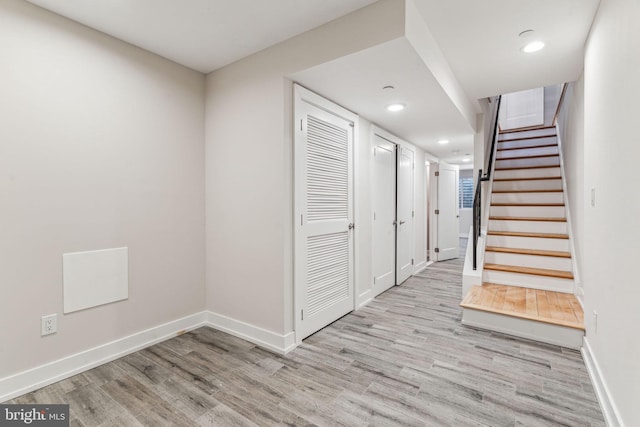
<box><xmin>356</xmin><ymin>119</ymin><xmax>374</xmax><ymax>307</ymax></box>
<box><xmin>413</xmin><ymin>148</ymin><xmax>427</xmax><ymax>270</ymax></box>
<box><xmin>581</xmin><ymin>0</ymin><xmax>640</xmax><ymax>424</ymax></box>
<box><xmin>543</xmin><ymin>84</ymin><xmax>563</xmax><ymax>126</ymax></box>
<box><xmin>0</xmin><ymin>0</ymin><xmax>206</xmax><ymax>378</ymax></box>
<box><xmin>205</xmin><ymin>0</ymin><xmax>406</xmax><ymax>337</ymax></box>
<box><xmin>556</xmin><ymin>78</ymin><xmax>585</xmax><ymax>299</ymax></box>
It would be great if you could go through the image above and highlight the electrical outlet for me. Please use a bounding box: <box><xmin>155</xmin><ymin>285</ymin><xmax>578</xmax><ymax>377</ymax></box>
<box><xmin>41</xmin><ymin>314</ymin><xmax>57</xmax><ymax>336</ymax></box>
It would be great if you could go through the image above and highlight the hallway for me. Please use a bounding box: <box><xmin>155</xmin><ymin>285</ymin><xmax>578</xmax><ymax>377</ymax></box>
<box><xmin>10</xmin><ymin>241</ymin><xmax>604</xmax><ymax>426</ymax></box>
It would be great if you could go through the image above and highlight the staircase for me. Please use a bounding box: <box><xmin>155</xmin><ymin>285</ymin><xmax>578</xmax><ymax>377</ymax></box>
<box><xmin>461</xmin><ymin>125</ymin><xmax>584</xmax><ymax>349</ymax></box>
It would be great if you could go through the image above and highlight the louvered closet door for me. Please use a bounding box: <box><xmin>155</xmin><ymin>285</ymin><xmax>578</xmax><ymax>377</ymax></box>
<box><xmin>294</xmin><ymin>86</ymin><xmax>355</xmax><ymax>341</ymax></box>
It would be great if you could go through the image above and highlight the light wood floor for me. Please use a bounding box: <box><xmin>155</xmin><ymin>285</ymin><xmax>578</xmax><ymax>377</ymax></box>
<box><xmin>8</xmin><ymin>241</ymin><xmax>604</xmax><ymax>426</ymax></box>
<box><xmin>461</xmin><ymin>284</ymin><xmax>585</xmax><ymax>330</ymax></box>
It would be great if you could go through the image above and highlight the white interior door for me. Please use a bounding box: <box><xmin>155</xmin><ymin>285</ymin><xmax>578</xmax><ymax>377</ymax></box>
<box><xmin>499</xmin><ymin>88</ymin><xmax>544</xmax><ymax>130</ymax></box>
<box><xmin>436</xmin><ymin>162</ymin><xmax>459</xmax><ymax>261</ymax></box>
<box><xmin>294</xmin><ymin>85</ymin><xmax>356</xmax><ymax>341</ymax></box>
<box><xmin>372</xmin><ymin>135</ymin><xmax>396</xmax><ymax>296</ymax></box>
<box><xmin>396</xmin><ymin>145</ymin><xmax>414</xmax><ymax>284</ymax></box>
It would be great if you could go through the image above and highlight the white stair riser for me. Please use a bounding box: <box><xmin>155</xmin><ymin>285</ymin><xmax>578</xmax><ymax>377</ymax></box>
<box><xmin>492</xmin><ymin>179</ymin><xmax>563</xmax><ymax>192</ymax></box>
<box><xmin>492</xmin><ymin>192</ymin><xmax>564</xmax><ymax>205</ymax></box>
<box><xmin>484</xmin><ymin>251</ymin><xmax>573</xmax><ymax>271</ymax></box>
<box><xmin>495</xmin><ymin>156</ymin><xmax>560</xmax><ymax>170</ymax></box>
<box><xmin>498</xmin><ymin>136</ymin><xmax>557</xmax><ymax>148</ymax></box>
<box><xmin>494</xmin><ymin>167</ymin><xmax>561</xmax><ymax>180</ymax></box>
<box><xmin>489</xmin><ymin>219</ymin><xmax>568</xmax><ymax>234</ymax></box>
<box><xmin>490</xmin><ymin>205</ymin><xmax>566</xmax><ymax>218</ymax></box>
<box><xmin>486</xmin><ymin>234</ymin><xmax>570</xmax><ymax>252</ymax></box>
<box><xmin>461</xmin><ymin>309</ymin><xmax>583</xmax><ymax>350</ymax></box>
<box><xmin>482</xmin><ymin>270</ymin><xmax>574</xmax><ymax>293</ymax></box>
<box><xmin>497</xmin><ymin>146</ymin><xmax>559</xmax><ymax>159</ymax></box>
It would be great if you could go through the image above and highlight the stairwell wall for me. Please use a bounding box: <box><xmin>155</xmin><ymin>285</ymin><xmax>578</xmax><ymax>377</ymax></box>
<box><xmin>580</xmin><ymin>0</ymin><xmax>640</xmax><ymax>424</ymax></box>
<box><xmin>556</xmin><ymin>78</ymin><xmax>585</xmax><ymax>300</ymax></box>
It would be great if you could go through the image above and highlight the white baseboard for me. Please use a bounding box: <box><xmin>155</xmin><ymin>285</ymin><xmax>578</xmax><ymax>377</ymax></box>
<box><xmin>203</xmin><ymin>311</ymin><xmax>296</xmax><ymax>356</ymax></box>
<box><xmin>582</xmin><ymin>338</ymin><xmax>624</xmax><ymax>427</ymax></box>
<box><xmin>0</xmin><ymin>312</ymin><xmax>207</xmax><ymax>403</ymax></box>
<box><xmin>414</xmin><ymin>260</ymin><xmax>427</xmax><ymax>274</ymax></box>
<box><xmin>357</xmin><ymin>289</ymin><xmax>373</xmax><ymax>310</ymax></box>
<box><xmin>0</xmin><ymin>310</ymin><xmax>299</xmax><ymax>403</ymax></box>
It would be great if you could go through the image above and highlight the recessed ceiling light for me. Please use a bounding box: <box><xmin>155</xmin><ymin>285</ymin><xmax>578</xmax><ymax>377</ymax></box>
<box><xmin>462</xmin><ymin>158</ymin><xmax>471</xmax><ymax>162</ymax></box>
<box><xmin>522</xmin><ymin>40</ymin><xmax>545</xmax><ymax>53</ymax></box>
<box><xmin>438</xmin><ymin>139</ymin><xmax>449</xmax><ymax>145</ymax></box>
<box><xmin>386</xmin><ymin>103</ymin><xmax>405</xmax><ymax>112</ymax></box>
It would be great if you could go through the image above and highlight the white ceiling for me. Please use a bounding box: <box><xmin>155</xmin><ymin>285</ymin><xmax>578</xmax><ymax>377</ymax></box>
<box><xmin>291</xmin><ymin>38</ymin><xmax>475</xmax><ymax>162</ymax></box>
<box><xmin>415</xmin><ymin>0</ymin><xmax>600</xmax><ymax>100</ymax></box>
<box><xmin>25</xmin><ymin>0</ymin><xmax>599</xmax><ymax>164</ymax></box>
<box><xmin>25</xmin><ymin>0</ymin><xmax>378</xmax><ymax>73</ymax></box>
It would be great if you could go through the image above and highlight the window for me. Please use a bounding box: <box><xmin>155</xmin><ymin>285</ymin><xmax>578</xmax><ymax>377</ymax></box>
<box><xmin>459</xmin><ymin>177</ymin><xmax>474</xmax><ymax>209</ymax></box>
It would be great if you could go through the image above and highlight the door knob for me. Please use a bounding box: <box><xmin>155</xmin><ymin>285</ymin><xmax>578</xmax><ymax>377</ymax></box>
<box><xmin>399</xmin><ymin>220</ymin><xmax>406</xmax><ymax>225</ymax></box>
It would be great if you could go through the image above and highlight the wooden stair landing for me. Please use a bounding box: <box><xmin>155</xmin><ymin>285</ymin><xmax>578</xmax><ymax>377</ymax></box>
<box><xmin>461</xmin><ymin>284</ymin><xmax>584</xmax><ymax>330</ymax></box>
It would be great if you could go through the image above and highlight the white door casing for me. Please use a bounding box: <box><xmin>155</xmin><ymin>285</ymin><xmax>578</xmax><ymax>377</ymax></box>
<box><xmin>372</xmin><ymin>134</ymin><xmax>396</xmax><ymax>296</ymax></box>
<box><xmin>499</xmin><ymin>88</ymin><xmax>544</xmax><ymax>130</ymax></box>
<box><xmin>435</xmin><ymin>162</ymin><xmax>459</xmax><ymax>261</ymax></box>
<box><xmin>294</xmin><ymin>85</ymin><xmax>356</xmax><ymax>342</ymax></box>
<box><xmin>396</xmin><ymin>145</ymin><xmax>414</xmax><ymax>284</ymax></box>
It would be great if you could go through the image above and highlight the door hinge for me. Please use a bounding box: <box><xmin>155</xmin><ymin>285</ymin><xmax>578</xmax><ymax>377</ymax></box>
<box><xmin>412</xmin><ymin>210</ymin><xmax>415</xmax><ymax>218</ymax></box>
<box><xmin>373</xmin><ymin>276</ymin><xmax>376</xmax><ymax>284</ymax></box>
<box><xmin>373</xmin><ymin>211</ymin><xmax>376</xmax><ymax>220</ymax></box>
<box><xmin>301</xmin><ymin>309</ymin><xmax>304</xmax><ymax>320</ymax></box>
<box><xmin>411</xmin><ymin>258</ymin><xmax>414</xmax><ymax>265</ymax></box>
<box><xmin>300</xmin><ymin>214</ymin><xmax>303</xmax><ymax>226</ymax></box>
<box><xmin>300</xmin><ymin>119</ymin><xmax>303</xmax><ymax>131</ymax></box>
<box><xmin>435</xmin><ymin>209</ymin><xmax>439</xmax><ymax>215</ymax></box>
<box><xmin>435</xmin><ymin>171</ymin><xmax>439</xmax><ymax>177</ymax></box>
<box><xmin>435</xmin><ymin>248</ymin><xmax>440</xmax><ymax>253</ymax></box>
<box><xmin>349</xmin><ymin>122</ymin><xmax>355</xmax><ymax>128</ymax></box>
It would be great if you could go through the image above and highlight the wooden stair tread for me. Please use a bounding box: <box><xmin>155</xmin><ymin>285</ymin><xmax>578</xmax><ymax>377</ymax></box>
<box><xmin>499</xmin><ymin>125</ymin><xmax>556</xmax><ymax>134</ymax></box>
<box><xmin>493</xmin><ymin>176</ymin><xmax>562</xmax><ymax>182</ymax></box>
<box><xmin>498</xmin><ymin>134</ymin><xmax>557</xmax><ymax>142</ymax></box>
<box><xmin>496</xmin><ymin>154</ymin><xmax>559</xmax><ymax>161</ymax></box>
<box><xmin>492</xmin><ymin>189</ymin><xmax>563</xmax><ymax>193</ymax></box>
<box><xmin>495</xmin><ymin>164</ymin><xmax>559</xmax><ymax>171</ymax></box>
<box><xmin>491</xmin><ymin>203</ymin><xmax>564</xmax><ymax>207</ymax></box>
<box><xmin>489</xmin><ymin>216</ymin><xmax>566</xmax><ymax>222</ymax></box>
<box><xmin>484</xmin><ymin>263</ymin><xmax>574</xmax><ymax>279</ymax></box>
<box><xmin>483</xmin><ymin>264</ymin><xmax>574</xmax><ymax>280</ymax></box>
<box><xmin>485</xmin><ymin>246</ymin><xmax>571</xmax><ymax>258</ymax></box>
<box><xmin>488</xmin><ymin>230</ymin><xmax>569</xmax><ymax>239</ymax></box>
<box><xmin>460</xmin><ymin>284</ymin><xmax>584</xmax><ymax>330</ymax></box>
<box><xmin>497</xmin><ymin>143</ymin><xmax>558</xmax><ymax>151</ymax></box>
